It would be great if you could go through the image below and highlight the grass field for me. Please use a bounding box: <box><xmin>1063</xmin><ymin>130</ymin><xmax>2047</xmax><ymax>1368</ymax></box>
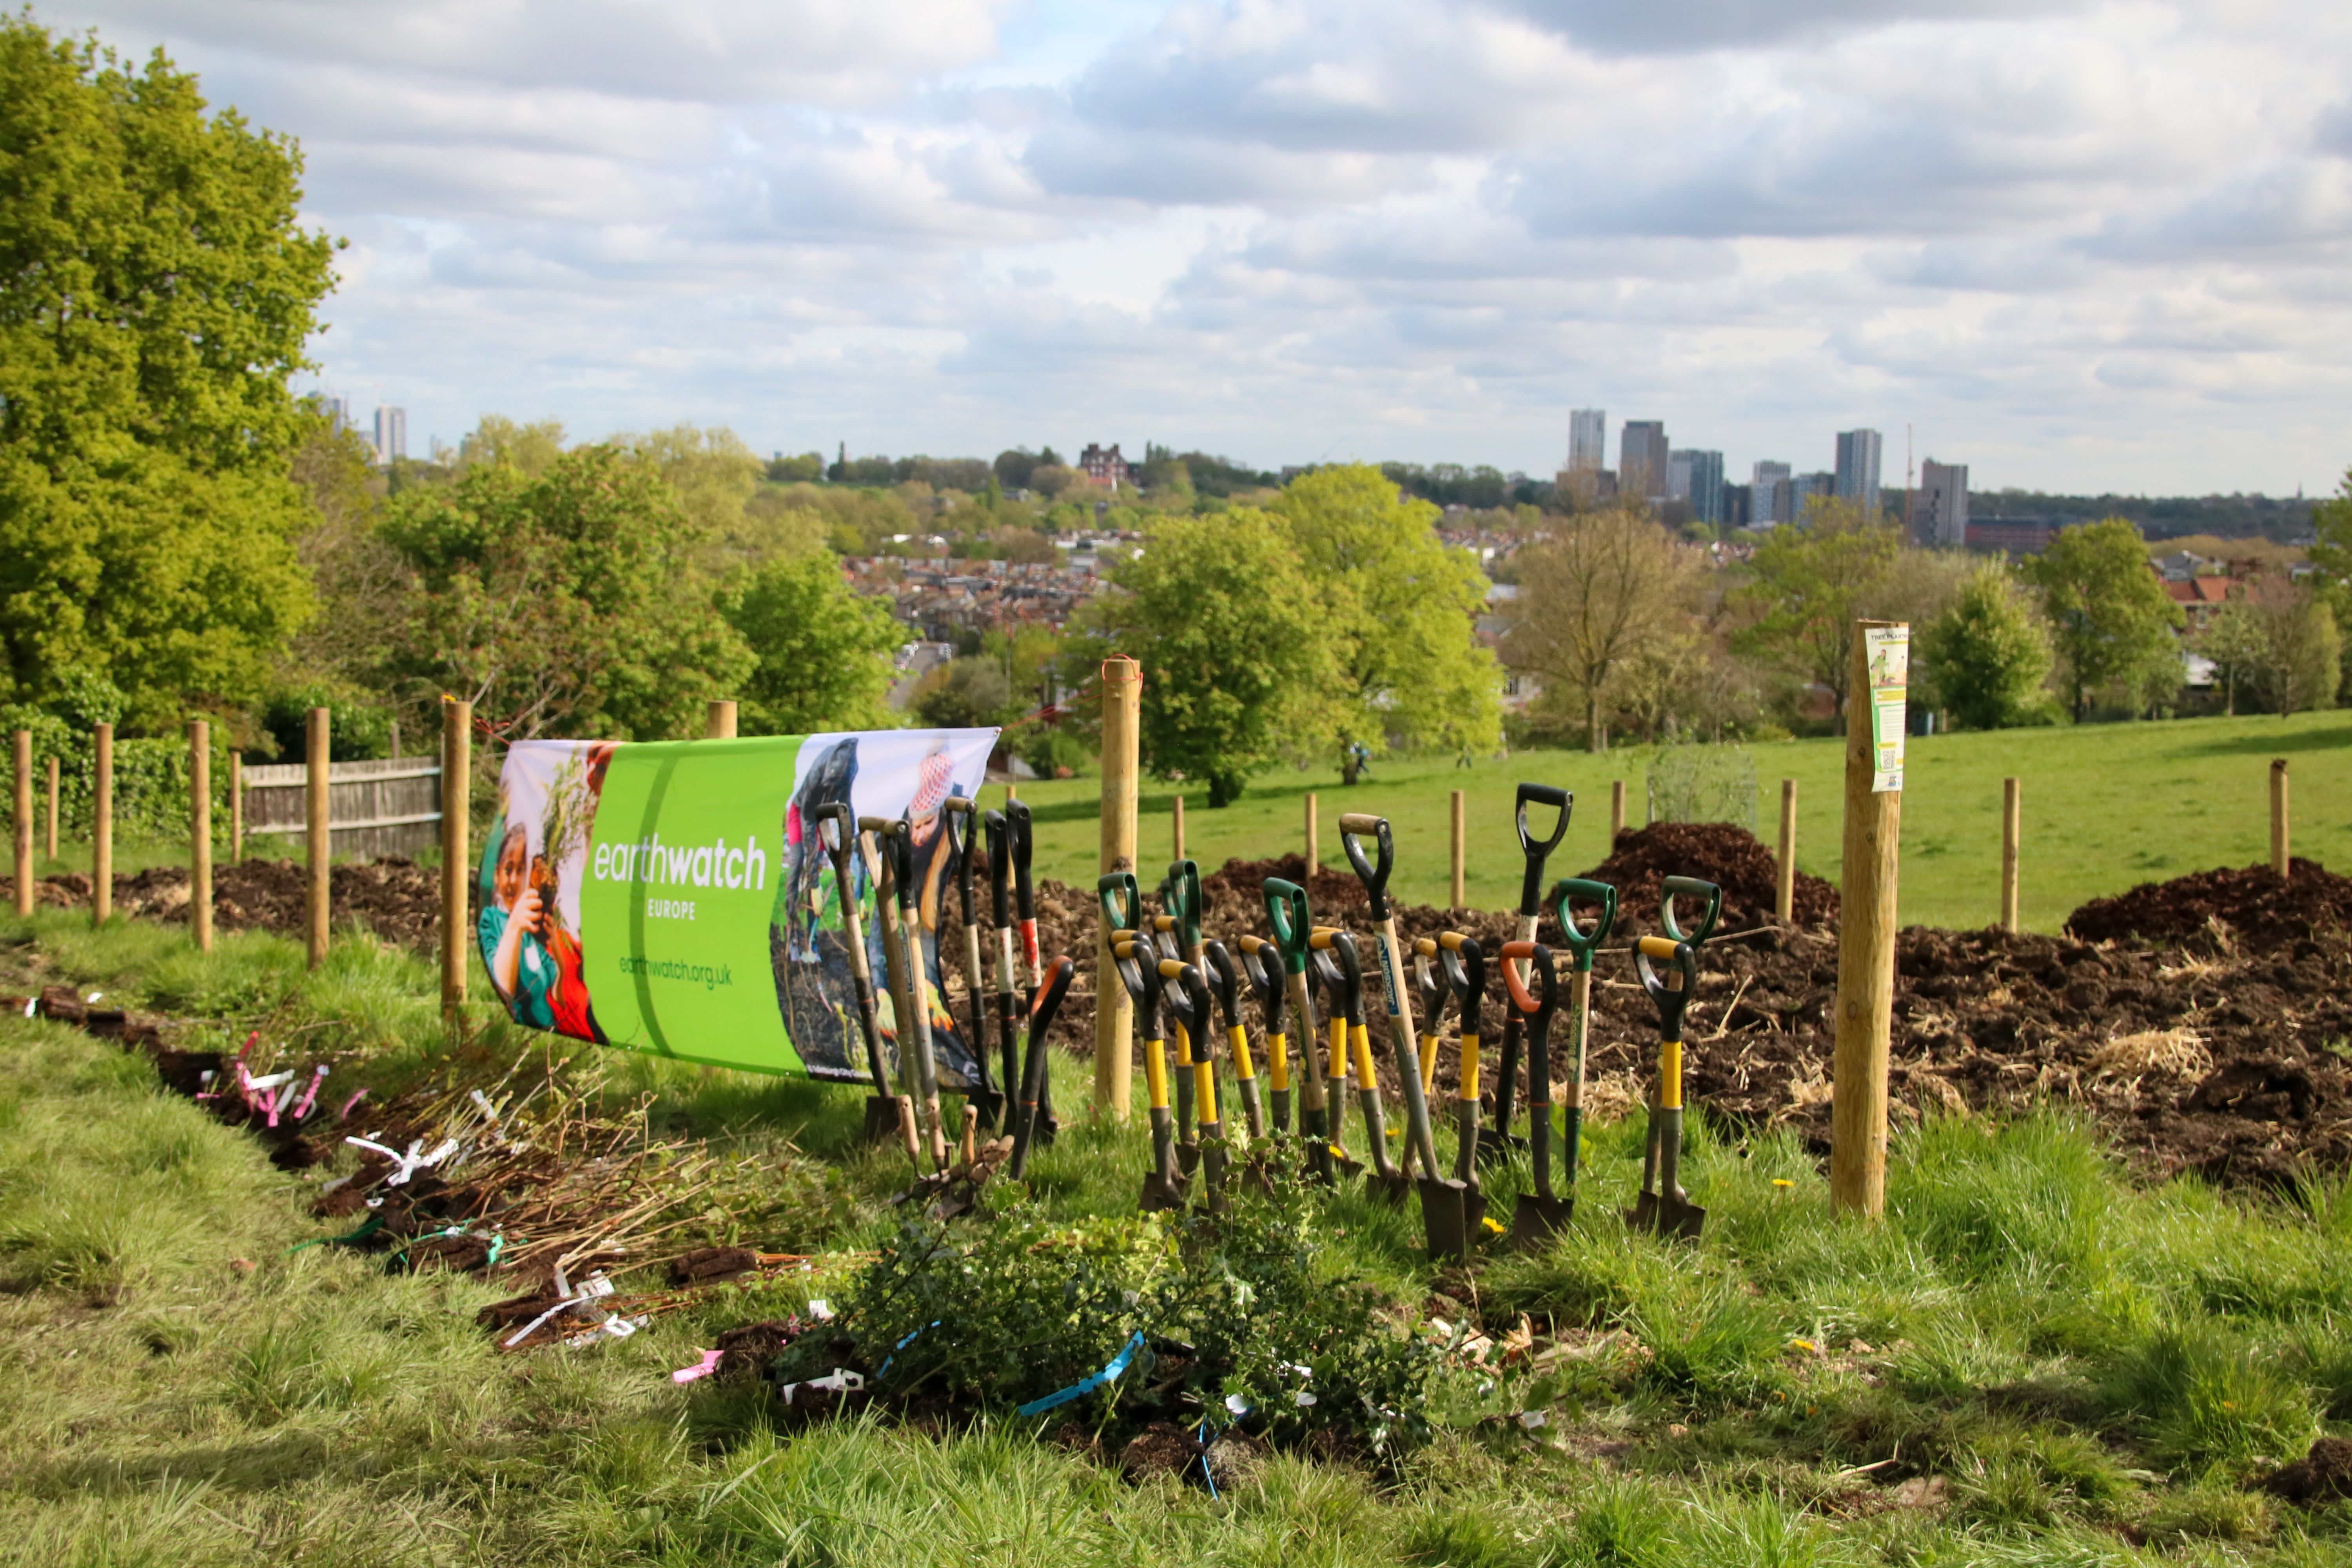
<box><xmin>2</xmin><ymin>911</ymin><xmax>2350</xmax><ymax>1564</ymax></box>
<box><xmin>1000</xmin><ymin>708</ymin><xmax>2352</xmax><ymax>932</ymax></box>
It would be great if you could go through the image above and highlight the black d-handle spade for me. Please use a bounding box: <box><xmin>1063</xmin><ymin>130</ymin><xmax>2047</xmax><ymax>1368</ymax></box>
<box><xmin>1239</xmin><ymin>936</ymin><xmax>1292</xmax><ymax>1132</ymax></box>
<box><xmin>1492</xmin><ymin>784</ymin><xmax>1572</xmax><ymax>1159</ymax></box>
<box><xmin>1339</xmin><ymin>816</ymin><xmax>1394</xmax><ymax>920</ymax></box>
<box><xmin>1628</xmin><ymin>926</ymin><xmax>1707</xmax><ymax>1241</ymax></box>
<box><xmin>942</xmin><ymin>800</ymin><xmax>999</xmax><ymax>1125</ymax></box>
<box><xmin>1502</xmin><ymin>941</ymin><xmax>1573</xmax><ymax>1248</ymax></box>
<box><xmin>985</xmin><ymin>810</ymin><xmax>1020</xmax><ymax>1133</ymax></box>
<box><xmin>1004</xmin><ymin>797</ymin><xmax>1053</xmax><ymax>1140</ymax></box>
<box><xmin>1006</xmin><ymin>956</ymin><xmax>1076</xmax><ymax>1181</ymax></box>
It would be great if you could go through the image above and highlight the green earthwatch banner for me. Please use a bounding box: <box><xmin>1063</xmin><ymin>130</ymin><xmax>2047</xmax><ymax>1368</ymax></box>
<box><xmin>475</xmin><ymin>728</ymin><xmax>1000</xmax><ymax>1082</ymax></box>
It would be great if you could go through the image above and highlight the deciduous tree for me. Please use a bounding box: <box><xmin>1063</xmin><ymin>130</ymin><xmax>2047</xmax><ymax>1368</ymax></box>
<box><xmin>2022</xmin><ymin>518</ymin><xmax>2183</xmax><ymax>720</ymax></box>
<box><xmin>1916</xmin><ymin>563</ymin><xmax>2053</xmax><ymax>730</ymax></box>
<box><xmin>0</xmin><ymin>20</ymin><xmax>335</xmax><ymax>728</ymax></box>
<box><xmin>1271</xmin><ymin>465</ymin><xmax>1498</xmax><ymax>782</ymax></box>
<box><xmin>1730</xmin><ymin>499</ymin><xmax>1901</xmax><ymax>728</ymax></box>
<box><xmin>1503</xmin><ymin>505</ymin><xmax>1692</xmax><ymax>752</ymax></box>
<box><xmin>1070</xmin><ymin>509</ymin><xmax>1333</xmax><ymax>806</ymax></box>
<box><xmin>726</xmin><ymin>553</ymin><xmax>904</xmax><ymax>735</ymax></box>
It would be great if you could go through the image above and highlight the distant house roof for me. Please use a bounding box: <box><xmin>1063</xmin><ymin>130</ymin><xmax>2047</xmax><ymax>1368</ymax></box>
<box><xmin>2163</xmin><ymin>576</ymin><xmax>2233</xmax><ymax>607</ymax></box>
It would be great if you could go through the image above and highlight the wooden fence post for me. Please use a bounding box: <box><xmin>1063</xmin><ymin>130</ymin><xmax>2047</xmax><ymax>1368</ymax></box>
<box><xmin>12</xmin><ymin>730</ymin><xmax>29</xmax><ymax>916</ymax></box>
<box><xmin>1305</xmin><ymin>792</ymin><xmax>1318</xmax><ymax>869</ymax></box>
<box><xmin>306</xmin><ymin>707</ymin><xmax>330</xmax><ymax>967</ymax></box>
<box><xmin>1172</xmin><ymin>793</ymin><xmax>1186</xmax><ymax>862</ymax></box>
<box><xmin>442</xmin><ymin>701</ymin><xmax>471</xmax><ymax>1019</ymax></box>
<box><xmin>1096</xmin><ymin>657</ymin><xmax>1141</xmax><ymax>1120</ymax></box>
<box><xmin>190</xmin><ymin>720</ymin><xmax>212</xmax><ymax>953</ymax></box>
<box><xmin>2270</xmin><ymin>759</ymin><xmax>2289</xmax><ymax>878</ymax></box>
<box><xmin>706</xmin><ymin>700</ymin><xmax>737</xmax><ymax>740</ymax></box>
<box><xmin>92</xmin><ymin>723</ymin><xmax>113</xmax><ymax>927</ymax></box>
<box><xmin>1830</xmin><ymin>621</ymin><xmax>1906</xmax><ymax>1217</ymax></box>
<box><xmin>1450</xmin><ymin>789</ymin><xmax>1466</xmax><ymax>910</ymax></box>
<box><xmin>45</xmin><ymin>753</ymin><xmax>58</xmax><ymax>862</ymax></box>
<box><xmin>1776</xmin><ymin>778</ymin><xmax>1797</xmax><ymax>923</ymax></box>
<box><xmin>1610</xmin><ymin>779</ymin><xmax>1626</xmax><ymax>843</ymax></box>
<box><xmin>2001</xmin><ymin>777</ymin><xmax>2021</xmax><ymax>933</ymax></box>
<box><xmin>229</xmin><ymin>753</ymin><xmax>242</xmax><ymax>863</ymax></box>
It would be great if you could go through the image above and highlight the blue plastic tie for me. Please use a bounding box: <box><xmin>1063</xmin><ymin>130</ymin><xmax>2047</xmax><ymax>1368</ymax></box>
<box><xmin>1015</xmin><ymin>1331</ymin><xmax>1148</xmax><ymax>1417</ymax></box>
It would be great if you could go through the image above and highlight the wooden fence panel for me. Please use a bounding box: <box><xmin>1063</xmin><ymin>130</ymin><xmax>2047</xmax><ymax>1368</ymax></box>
<box><xmin>242</xmin><ymin>755</ymin><xmax>443</xmax><ymax>860</ymax></box>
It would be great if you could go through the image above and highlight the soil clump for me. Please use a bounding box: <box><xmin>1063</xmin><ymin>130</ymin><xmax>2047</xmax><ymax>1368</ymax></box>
<box><xmin>2066</xmin><ymin>858</ymin><xmax>2352</xmax><ymax>951</ymax></box>
<box><xmin>6</xmin><ymin>858</ymin><xmax>452</xmax><ymax>951</ymax></box>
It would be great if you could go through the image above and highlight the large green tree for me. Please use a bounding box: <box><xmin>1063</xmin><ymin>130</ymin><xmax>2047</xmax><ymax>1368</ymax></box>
<box><xmin>724</xmin><ymin>552</ymin><xmax>904</xmax><ymax>736</ymax></box>
<box><xmin>0</xmin><ymin>20</ymin><xmax>336</xmax><ymax>729</ymax></box>
<box><xmin>2022</xmin><ymin>518</ymin><xmax>2183</xmax><ymax>720</ymax></box>
<box><xmin>377</xmin><ymin>445</ymin><xmax>752</xmax><ymax>740</ymax></box>
<box><xmin>1503</xmin><ymin>504</ymin><xmax>1693</xmax><ymax>752</ymax></box>
<box><xmin>1071</xmin><ymin>508</ymin><xmax>1334</xmax><ymax>806</ymax></box>
<box><xmin>1730</xmin><ymin>498</ymin><xmax>1903</xmax><ymax>728</ymax></box>
<box><xmin>1270</xmin><ymin>465</ymin><xmax>1498</xmax><ymax>783</ymax></box>
<box><xmin>1916</xmin><ymin>562</ymin><xmax>2053</xmax><ymax>730</ymax></box>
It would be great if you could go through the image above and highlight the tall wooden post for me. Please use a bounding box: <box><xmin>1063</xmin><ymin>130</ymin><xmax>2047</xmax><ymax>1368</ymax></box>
<box><xmin>2270</xmin><ymin>759</ymin><xmax>2289</xmax><ymax>878</ymax></box>
<box><xmin>1096</xmin><ymin>657</ymin><xmax>1141</xmax><ymax>1120</ymax></box>
<box><xmin>1610</xmin><ymin>779</ymin><xmax>1626</xmax><ymax>843</ymax></box>
<box><xmin>1172</xmin><ymin>794</ymin><xmax>1186</xmax><ymax>861</ymax></box>
<box><xmin>442</xmin><ymin>701</ymin><xmax>472</xmax><ymax>1018</ymax></box>
<box><xmin>12</xmin><ymin>730</ymin><xmax>29</xmax><ymax>916</ymax></box>
<box><xmin>706</xmin><ymin>700</ymin><xmax>737</xmax><ymax>740</ymax></box>
<box><xmin>1776</xmin><ymin>778</ymin><xmax>1797</xmax><ymax>922</ymax></box>
<box><xmin>1449</xmin><ymin>789</ymin><xmax>1466</xmax><ymax>910</ymax></box>
<box><xmin>2001</xmin><ymin>777</ymin><xmax>2021</xmax><ymax>933</ymax></box>
<box><xmin>389</xmin><ymin>722</ymin><xmax>401</xmax><ymax>761</ymax></box>
<box><xmin>1304</xmin><ymin>792</ymin><xmax>1318</xmax><ymax>869</ymax></box>
<box><xmin>92</xmin><ymin>723</ymin><xmax>113</xmax><ymax>926</ymax></box>
<box><xmin>45</xmin><ymin>753</ymin><xmax>58</xmax><ymax>862</ymax></box>
<box><xmin>228</xmin><ymin>753</ymin><xmax>242</xmax><ymax>863</ymax></box>
<box><xmin>1831</xmin><ymin>621</ymin><xmax>1906</xmax><ymax>1217</ymax></box>
<box><xmin>189</xmin><ymin>721</ymin><xmax>212</xmax><ymax>953</ymax></box>
<box><xmin>305</xmin><ymin>707</ymin><xmax>330</xmax><ymax>967</ymax></box>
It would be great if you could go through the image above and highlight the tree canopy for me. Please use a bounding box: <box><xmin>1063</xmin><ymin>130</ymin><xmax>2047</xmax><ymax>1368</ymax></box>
<box><xmin>1270</xmin><ymin>465</ymin><xmax>1499</xmax><ymax>782</ymax></box>
<box><xmin>1503</xmin><ymin>505</ymin><xmax>1693</xmax><ymax>752</ymax></box>
<box><xmin>2022</xmin><ymin>518</ymin><xmax>2183</xmax><ymax>720</ymax></box>
<box><xmin>1730</xmin><ymin>499</ymin><xmax>1902</xmax><ymax>726</ymax></box>
<box><xmin>0</xmin><ymin>18</ymin><xmax>336</xmax><ymax>729</ymax></box>
<box><xmin>1917</xmin><ymin>563</ymin><xmax>2053</xmax><ymax>730</ymax></box>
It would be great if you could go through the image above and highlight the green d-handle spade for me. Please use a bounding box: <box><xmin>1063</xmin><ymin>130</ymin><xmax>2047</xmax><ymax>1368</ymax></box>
<box><xmin>1661</xmin><ymin>875</ymin><xmax>1723</xmax><ymax>945</ymax></box>
<box><xmin>1546</xmin><ymin>877</ymin><xmax>1619</xmax><ymax>1202</ymax></box>
<box><xmin>1265</xmin><ymin>878</ymin><xmax>1332</xmax><ymax>1182</ymax></box>
<box><xmin>1098</xmin><ymin>872</ymin><xmax>1140</xmax><ymax>936</ymax></box>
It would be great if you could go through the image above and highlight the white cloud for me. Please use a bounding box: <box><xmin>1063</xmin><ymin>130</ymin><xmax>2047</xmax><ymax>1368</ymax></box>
<box><xmin>27</xmin><ymin>0</ymin><xmax>2352</xmax><ymax>491</ymax></box>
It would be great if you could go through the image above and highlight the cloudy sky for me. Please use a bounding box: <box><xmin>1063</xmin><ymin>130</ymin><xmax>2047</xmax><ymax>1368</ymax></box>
<box><xmin>42</xmin><ymin>0</ymin><xmax>2352</xmax><ymax>493</ymax></box>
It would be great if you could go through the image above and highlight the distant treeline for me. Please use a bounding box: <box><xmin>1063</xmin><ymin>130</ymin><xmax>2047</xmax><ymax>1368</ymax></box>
<box><xmin>1976</xmin><ymin>489</ymin><xmax>2316</xmax><ymax>544</ymax></box>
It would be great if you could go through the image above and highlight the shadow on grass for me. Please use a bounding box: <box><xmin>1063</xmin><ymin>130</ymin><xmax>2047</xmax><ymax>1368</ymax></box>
<box><xmin>2178</xmin><ymin>719</ymin><xmax>2352</xmax><ymax>758</ymax></box>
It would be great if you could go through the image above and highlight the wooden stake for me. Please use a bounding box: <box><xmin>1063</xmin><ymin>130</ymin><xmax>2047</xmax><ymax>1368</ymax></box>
<box><xmin>2270</xmin><ymin>758</ymin><xmax>2289</xmax><ymax>879</ymax></box>
<box><xmin>389</xmin><ymin>721</ymin><xmax>401</xmax><ymax>760</ymax></box>
<box><xmin>306</xmin><ymin>707</ymin><xmax>330</xmax><ymax>967</ymax></box>
<box><xmin>12</xmin><ymin>730</ymin><xmax>29</xmax><ymax>916</ymax></box>
<box><xmin>1776</xmin><ymin>777</ymin><xmax>1797</xmax><ymax>923</ymax></box>
<box><xmin>443</xmin><ymin>701</ymin><xmax>471</xmax><ymax>1018</ymax></box>
<box><xmin>2001</xmin><ymin>777</ymin><xmax>2021</xmax><ymax>933</ymax></box>
<box><xmin>1305</xmin><ymin>792</ymin><xmax>1318</xmax><ymax>868</ymax></box>
<box><xmin>1450</xmin><ymin>789</ymin><xmax>1466</xmax><ymax>910</ymax></box>
<box><xmin>1830</xmin><ymin>621</ymin><xmax>1904</xmax><ymax>1218</ymax></box>
<box><xmin>45</xmin><ymin>753</ymin><xmax>58</xmax><ymax>862</ymax></box>
<box><xmin>1096</xmin><ymin>657</ymin><xmax>1140</xmax><ymax>1120</ymax></box>
<box><xmin>228</xmin><ymin>753</ymin><xmax>241</xmax><ymax>863</ymax></box>
<box><xmin>92</xmin><ymin>723</ymin><xmax>113</xmax><ymax>926</ymax></box>
<box><xmin>706</xmin><ymin>700</ymin><xmax>737</xmax><ymax>740</ymax></box>
<box><xmin>1172</xmin><ymin>793</ymin><xmax>1186</xmax><ymax>861</ymax></box>
<box><xmin>1610</xmin><ymin>778</ymin><xmax>1626</xmax><ymax>843</ymax></box>
<box><xmin>190</xmin><ymin>720</ymin><xmax>212</xmax><ymax>953</ymax></box>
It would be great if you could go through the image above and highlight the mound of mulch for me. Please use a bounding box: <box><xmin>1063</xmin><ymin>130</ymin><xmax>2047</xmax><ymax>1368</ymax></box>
<box><xmin>2264</xmin><ymin>1438</ymin><xmax>2352</xmax><ymax>1506</ymax></box>
<box><xmin>1579</xmin><ymin>821</ymin><xmax>1838</xmax><ymax>935</ymax></box>
<box><xmin>2066</xmin><ymin>858</ymin><xmax>2352</xmax><ymax>952</ymax></box>
<box><xmin>6</xmin><ymin>858</ymin><xmax>452</xmax><ymax>950</ymax></box>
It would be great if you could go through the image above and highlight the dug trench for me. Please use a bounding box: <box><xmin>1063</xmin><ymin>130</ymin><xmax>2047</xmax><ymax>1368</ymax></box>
<box><xmin>16</xmin><ymin>822</ymin><xmax>2350</xmax><ymax>1189</ymax></box>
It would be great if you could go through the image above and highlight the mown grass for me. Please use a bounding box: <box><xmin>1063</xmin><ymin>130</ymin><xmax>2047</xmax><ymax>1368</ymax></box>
<box><xmin>1002</xmin><ymin>706</ymin><xmax>2352</xmax><ymax>932</ymax></box>
<box><xmin>0</xmin><ymin>913</ymin><xmax>2348</xmax><ymax>1564</ymax></box>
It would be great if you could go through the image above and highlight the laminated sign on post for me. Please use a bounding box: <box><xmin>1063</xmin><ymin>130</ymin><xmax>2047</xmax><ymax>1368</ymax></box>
<box><xmin>476</xmin><ymin>728</ymin><xmax>998</xmax><ymax>1081</ymax></box>
<box><xmin>1864</xmin><ymin>627</ymin><xmax>1909</xmax><ymax>793</ymax></box>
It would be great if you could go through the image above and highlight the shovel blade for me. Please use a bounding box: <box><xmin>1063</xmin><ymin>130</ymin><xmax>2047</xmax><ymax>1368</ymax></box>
<box><xmin>864</xmin><ymin>1096</ymin><xmax>909</xmax><ymax>1145</ymax></box>
<box><xmin>1623</xmin><ymin>1190</ymin><xmax>1658</xmax><ymax>1231</ymax></box>
<box><xmin>1175</xmin><ymin>1141</ymin><xmax>1201</xmax><ymax>1176</ymax></box>
<box><xmin>1418</xmin><ymin>1178</ymin><xmax>1471</xmax><ymax>1261</ymax></box>
<box><xmin>1364</xmin><ymin>1171</ymin><xmax>1412</xmax><ymax>1209</ymax></box>
<box><xmin>1138</xmin><ymin>1173</ymin><xmax>1185</xmax><ymax>1212</ymax></box>
<box><xmin>1508</xmin><ymin>1193</ymin><xmax>1574</xmax><ymax>1250</ymax></box>
<box><xmin>1650</xmin><ymin>1198</ymin><xmax>1706</xmax><ymax>1241</ymax></box>
<box><xmin>1462</xmin><ymin>1184</ymin><xmax>1489</xmax><ymax>1239</ymax></box>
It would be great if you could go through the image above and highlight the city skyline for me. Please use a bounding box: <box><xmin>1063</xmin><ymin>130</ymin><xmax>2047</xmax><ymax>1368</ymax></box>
<box><xmin>40</xmin><ymin>0</ymin><xmax>2352</xmax><ymax>497</ymax></box>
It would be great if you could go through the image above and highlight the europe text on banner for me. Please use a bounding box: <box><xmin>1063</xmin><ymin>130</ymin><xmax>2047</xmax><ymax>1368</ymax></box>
<box><xmin>1864</xmin><ymin>626</ymin><xmax>1909</xmax><ymax>794</ymax></box>
<box><xmin>475</xmin><ymin>728</ymin><xmax>999</xmax><ymax>1081</ymax></box>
